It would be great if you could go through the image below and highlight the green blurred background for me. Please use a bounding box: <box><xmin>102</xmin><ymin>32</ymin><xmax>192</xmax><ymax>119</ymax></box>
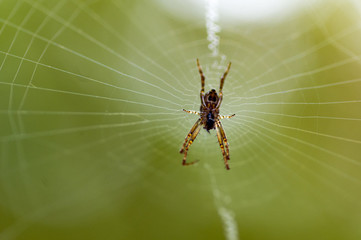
<box><xmin>1</xmin><ymin>0</ymin><xmax>361</xmax><ymax>239</ymax></box>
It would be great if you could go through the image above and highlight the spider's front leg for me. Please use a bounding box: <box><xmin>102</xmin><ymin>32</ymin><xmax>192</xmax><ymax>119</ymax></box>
<box><xmin>197</xmin><ymin>58</ymin><xmax>205</xmax><ymax>97</ymax></box>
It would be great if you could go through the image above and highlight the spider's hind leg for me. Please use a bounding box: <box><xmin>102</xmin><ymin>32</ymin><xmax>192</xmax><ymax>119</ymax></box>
<box><xmin>215</xmin><ymin>121</ymin><xmax>230</xmax><ymax>170</ymax></box>
<box><xmin>180</xmin><ymin>118</ymin><xmax>202</xmax><ymax>166</ymax></box>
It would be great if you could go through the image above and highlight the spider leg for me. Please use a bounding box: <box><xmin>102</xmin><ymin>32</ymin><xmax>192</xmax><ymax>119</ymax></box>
<box><xmin>183</xmin><ymin>109</ymin><xmax>200</xmax><ymax>115</ymax></box>
<box><xmin>215</xmin><ymin>120</ymin><xmax>230</xmax><ymax>170</ymax></box>
<box><xmin>197</xmin><ymin>59</ymin><xmax>207</xmax><ymax>107</ymax></box>
<box><xmin>219</xmin><ymin>62</ymin><xmax>231</xmax><ymax>94</ymax></box>
<box><xmin>218</xmin><ymin>114</ymin><xmax>235</xmax><ymax>119</ymax></box>
<box><xmin>180</xmin><ymin>118</ymin><xmax>202</xmax><ymax>166</ymax></box>
<box><xmin>217</xmin><ymin>116</ymin><xmax>233</xmax><ymax>159</ymax></box>
<box><xmin>180</xmin><ymin>118</ymin><xmax>201</xmax><ymax>154</ymax></box>
<box><xmin>217</xmin><ymin>62</ymin><xmax>231</xmax><ymax>108</ymax></box>
<box><xmin>216</xmin><ymin>120</ymin><xmax>230</xmax><ymax>159</ymax></box>
<box><xmin>197</xmin><ymin>58</ymin><xmax>205</xmax><ymax>97</ymax></box>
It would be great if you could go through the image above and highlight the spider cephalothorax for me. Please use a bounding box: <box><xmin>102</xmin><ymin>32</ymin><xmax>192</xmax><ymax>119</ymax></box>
<box><xmin>180</xmin><ymin>59</ymin><xmax>235</xmax><ymax>170</ymax></box>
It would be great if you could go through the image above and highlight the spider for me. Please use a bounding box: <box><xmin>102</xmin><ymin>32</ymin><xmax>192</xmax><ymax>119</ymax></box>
<box><xmin>180</xmin><ymin>59</ymin><xmax>235</xmax><ymax>170</ymax></box>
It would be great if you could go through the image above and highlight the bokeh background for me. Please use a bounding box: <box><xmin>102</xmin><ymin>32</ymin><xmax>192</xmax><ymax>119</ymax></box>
<box><xmin>1</xmin><ymin>0</ymin><xmax>361</xmax><ymax>239</ymax></box>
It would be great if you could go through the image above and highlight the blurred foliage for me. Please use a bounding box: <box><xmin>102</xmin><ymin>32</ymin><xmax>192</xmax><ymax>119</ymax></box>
<box><xmin>1</xmin><ymin>0</ymin><xmax>361</xmax><ymax>240</ymax></box>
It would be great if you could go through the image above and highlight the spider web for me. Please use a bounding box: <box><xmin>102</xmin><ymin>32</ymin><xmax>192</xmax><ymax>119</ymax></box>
<box><xmin>1</xmin><ymin>0</ymin><xmax>361</xmax><ymax>239</ymax></box>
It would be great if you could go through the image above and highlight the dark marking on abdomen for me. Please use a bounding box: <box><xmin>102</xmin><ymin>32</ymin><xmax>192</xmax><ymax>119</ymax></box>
<box><xmin>205</xmin><ymin>112</ymin><xmax>215</xmax><ymax>131</ymax></box>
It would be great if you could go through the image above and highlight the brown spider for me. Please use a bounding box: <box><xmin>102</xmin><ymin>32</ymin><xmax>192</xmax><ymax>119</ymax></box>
<box><xmin>180</xmin><ymin>59</ymin><xmax>235</xmax><ymax>170</ymax></box>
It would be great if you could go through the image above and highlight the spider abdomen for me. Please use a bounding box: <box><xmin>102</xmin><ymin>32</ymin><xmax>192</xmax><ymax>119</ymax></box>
<box><xmin>205</xmin><ymin>112</ymin><xmax>215</xmax><ymax>131</ymax></box>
